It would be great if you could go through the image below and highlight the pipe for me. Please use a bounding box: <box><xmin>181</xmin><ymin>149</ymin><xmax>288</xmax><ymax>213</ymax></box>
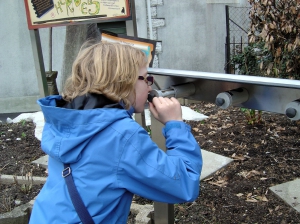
<box><xmin>148</xmin><ymin>83</ymin><xmax>196</xmax><ymax>102</ymax></box>
<box><xmin>215</xmin><ymin>88</ymin><xmax>249</xmax><ymax>109</ymax></box>
<box><xmin>147</xmin><ymin>0</ymin><xmax>153</xmax><ymax>39</ymax></box>
<box><xmin>49</xmin><ymin>27</ymin><xmax>52</xmax><ymax>72</ymax></box>
<box><xmin>285</xmin><ymin>100</ymin><xmax>300</xmax><ymax>120</ymax></box>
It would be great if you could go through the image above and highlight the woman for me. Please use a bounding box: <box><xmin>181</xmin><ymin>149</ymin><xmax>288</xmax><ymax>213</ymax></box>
<box><xmin>29</xmin><ymin>41</ymin><xmax>202</xmax><ymax>223</ymax></box>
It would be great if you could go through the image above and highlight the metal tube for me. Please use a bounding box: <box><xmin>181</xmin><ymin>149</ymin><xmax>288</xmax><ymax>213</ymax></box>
<box><xmin>285</xmin><ymin>100</ymin><xmax>300</xmax><ymax>120</ymax></box>
<box><xmin>147</xmin><ymin>0</ymin><xmax>153</xmax><ymax>39</ymax></box>
<box><xmin>49</xmin><ymin>27</ymin><xmax>52</xmax><ymax>72</ymax></box>
<box><xmin>215</xmin><ymin>88</ymin><xmax>249</xmax><ymax>109</ymax></box>
<box><xmin>148</xmin><ymin>83</ymin><xmax>196</xmax><ymax>102</ymax></box>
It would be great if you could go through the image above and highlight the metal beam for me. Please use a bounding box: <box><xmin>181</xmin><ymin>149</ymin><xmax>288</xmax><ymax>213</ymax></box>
<box><xmin>148</xmin><ymin>68</ymin><xmax>300</xmax><ymax>117</ymax></box>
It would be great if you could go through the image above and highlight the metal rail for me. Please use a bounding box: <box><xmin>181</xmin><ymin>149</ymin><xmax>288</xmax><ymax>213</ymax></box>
<box><xmin>148</xmin><ymin>68</ymin><xmax>300</xmax><ymax>119</ymax></box>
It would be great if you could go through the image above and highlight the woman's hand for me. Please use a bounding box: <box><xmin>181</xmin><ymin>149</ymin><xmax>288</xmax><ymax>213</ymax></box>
<box><xmin>149</xmin><ymin>97</ymin><xmax>183</xmax><ymax>125</ymax></box>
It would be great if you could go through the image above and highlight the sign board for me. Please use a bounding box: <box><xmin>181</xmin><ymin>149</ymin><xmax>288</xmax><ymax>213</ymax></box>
<box><xmin>24</xmin><ymin>0</ymin><xmax>131</xmax><ymax>30</ymax></box>
<box><xmin>101</xmin><ymin>31</ymin><xmax>157</xmax><ymax>67</ymax></box>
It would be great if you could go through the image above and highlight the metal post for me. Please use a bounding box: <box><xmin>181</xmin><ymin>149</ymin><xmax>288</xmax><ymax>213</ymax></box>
<box><xmin>225</xmin><ymin>5</ymin><xmax>231</xmax><ymax>74</ymax></box>
<box><xmin>127</xmin><ymin>0</ymin><xmax>147</xmax><ymax>128</ymax></box>
<box><xmin>128</xmin><ymin>1</ymin><xmax>174</xmax><ymax>221</ymax></box>
<box><xmin>151</xmin><ymin>117</ymin><xmax>175</xmax><ymax>224</ymax></box>
<box><xmin>126</xmin><ymin>0</ymin><xmax>138</xmax><ymax>37</ymax></box>
<box><xmin>29</xmin><ymin>29</ymin><xmax>49</xmax><ymax>97</ymax></box>
<box><xmin>49</xmin><ymin>27</ymin><xmax>53</xmax><ymax>72</ymax></box>
<box><xmin>46</xmin><ymin>27</ymin><xmax>59</xmax><ymax>95</ymax></box>
<box><xmin>154</xmin><ymin>202</ymin><xmax>174</xmax><ymax>224</ymax></box>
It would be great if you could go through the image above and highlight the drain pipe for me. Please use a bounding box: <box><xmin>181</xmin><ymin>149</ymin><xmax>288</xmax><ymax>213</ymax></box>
<box><xmin>147</xmin><ymin>0</ymin><xmax>153</xmax><ymax>39</ymax></box>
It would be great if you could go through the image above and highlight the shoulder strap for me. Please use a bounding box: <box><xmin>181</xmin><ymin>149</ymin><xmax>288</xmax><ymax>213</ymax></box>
<box><xmin>62</xmin><ymin>164</ymin><xmax>95</xmax><ymax>224</ymax></box>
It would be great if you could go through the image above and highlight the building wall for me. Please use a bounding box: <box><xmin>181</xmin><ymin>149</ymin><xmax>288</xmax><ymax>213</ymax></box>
<box><xmin>0</xmin><ymin>1</ymin><xmax>65</xmax><ymax>113</ymax></box>
<box><xmin>0</xmin><ymin>0</ymin><xmax>248</xmax><ymax>113</ymax></box>
<box><xmin>137</xmin><ymin>0</ymin><xmax>249</xmax><ymax>72</ymax></box>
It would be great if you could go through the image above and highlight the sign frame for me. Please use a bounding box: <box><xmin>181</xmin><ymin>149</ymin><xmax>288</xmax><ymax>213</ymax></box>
<box><xmin>24</xmin><ymin>0</ymin><xmax>131</xmax><ymax>30</ymax></box>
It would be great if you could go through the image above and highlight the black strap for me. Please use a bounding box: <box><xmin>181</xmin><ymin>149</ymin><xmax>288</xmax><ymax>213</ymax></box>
<box><xmin>63</xmin><ymin>164</ymin><xmax>95</xmax><ymax>224</ymax></box>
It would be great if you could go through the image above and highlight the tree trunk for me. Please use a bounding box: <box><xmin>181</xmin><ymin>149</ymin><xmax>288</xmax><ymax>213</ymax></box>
<box><xmin>60</xmin><ymin>24</ymin><xmax>101</xmax><ymax>91</ymax></box>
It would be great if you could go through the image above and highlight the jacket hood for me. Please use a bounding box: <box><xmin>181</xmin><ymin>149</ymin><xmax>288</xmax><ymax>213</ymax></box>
<box><xmin>37</xmin><ymin>95</ymin><xmax>134</xmax><ymax>164</ymax></box>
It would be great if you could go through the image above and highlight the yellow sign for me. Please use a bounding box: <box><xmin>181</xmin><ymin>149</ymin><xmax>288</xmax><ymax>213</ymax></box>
<box><xmin>24</xmin><ymin>0</ymin><xmax>131</xmax><ymax>29</ymax></box>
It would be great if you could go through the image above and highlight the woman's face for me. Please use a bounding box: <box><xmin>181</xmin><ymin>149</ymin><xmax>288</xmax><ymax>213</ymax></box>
<box><xmin>132</xmin><ymin>66</ymin><xmax>152</xmax><ymax>113</ymax></box>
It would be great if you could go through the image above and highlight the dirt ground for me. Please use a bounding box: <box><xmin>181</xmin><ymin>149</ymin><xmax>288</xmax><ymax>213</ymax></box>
<box><xmin>1</xmin><ymin>101</ymin><xmax>300</xmax><ymax>223</ymax></box>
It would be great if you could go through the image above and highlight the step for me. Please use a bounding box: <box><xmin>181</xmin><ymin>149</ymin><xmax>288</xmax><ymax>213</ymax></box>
<box><xmin>270</xmin><ymin>178</ymin><xmax>300</xmax><ymax>213</ymax></box>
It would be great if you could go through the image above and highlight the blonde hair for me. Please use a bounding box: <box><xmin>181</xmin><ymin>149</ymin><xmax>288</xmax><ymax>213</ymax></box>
<box><xmin>62</xmin><ymin>41</ymin><xmax>148</xmax><ymax>109</ymax></box>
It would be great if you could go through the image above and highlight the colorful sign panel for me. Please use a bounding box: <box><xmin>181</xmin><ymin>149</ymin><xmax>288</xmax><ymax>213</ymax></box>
<box><xmin>24</xmin><ymin>0</ymin><xmax>131</xmax><ymax>29</ymax></box>
<box><xmin>101</xmin><ymin>31</ymin><xmax>157</xmax><ymax>67</ymax></box>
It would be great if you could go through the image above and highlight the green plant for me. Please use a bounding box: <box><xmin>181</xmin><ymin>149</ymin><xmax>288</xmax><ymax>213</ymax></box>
<box><xmin>231</xmin><ymin>44</ymin><xmax>264</xmax><ymax>125</ymax></box>
<box><xmin>146</xmin><ymin>126</ymin><xmax>151</xmax><ymax>135</ymax></box>
<box><xmin>231</xmin><ymin>42</ymin><xmax>265</xmax><ymax>76</ymax></box>
<box><xmin>13</xmin><ymin>170</ymin><xmax>33</xmax><ymax>194</ymax></box>
<box><xmin>230</xmin><ymin>42</ymin><xmax>273</xmax><ymax>76</ymax></box>
<box><xmin>20</xmin><ymin>119</ymin><xmax>26</xmax><ymax>126</ymax></box>
<box><xmin>0</xmin><ymin>164</ymin><xmax>12</xmax><ymax>213</ymax></box>
<box><xmin>1</xmin><ymin>195</ymin><xmax>12</xmax><ymax>213</ymax></box>
<box><xmin>0</xmin><ymin>163</ymin><xmax>9</xmax><ymax>174</ymax></box>
<box><xmin>240</xmin><ymin>108</ymin><xmax>262</xmax><ymax>125</ymax></box>
<box><xmin>21</xmin><ymin>132</ymin><xmax>26</xmax><ymax>139</ymax></box>
<box><xmin>194</xmin><ymin>108</ymin><xmax>201</xmax><ymax>113</ymax></box>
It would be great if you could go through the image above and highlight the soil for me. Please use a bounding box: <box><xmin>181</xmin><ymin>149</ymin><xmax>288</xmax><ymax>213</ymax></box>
<box><xmin>1</xmin><ymin>101</ymin><xmax>300</xmax><ymax>223</ymax></box>
<box><xmin>0</xmin><ymin>121</ymin><xmax>46</xmax><ymax>214</ymax></box>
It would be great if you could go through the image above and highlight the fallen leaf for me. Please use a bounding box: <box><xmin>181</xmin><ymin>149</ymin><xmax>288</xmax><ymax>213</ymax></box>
<box><xmin>244</xmin><ymin>155</ymin><xmax>251</xmax><ymax>159</ymax></box>
<box><xmin>276</xmin><ymin>127</ymin><xmax>285</xmax><ymax>131</ymax></box>
<box><xmin>246</xmin><ymin>198</ymin><xmax>258</xmax><ymax>203</ymax></box>
<box><xmin>203</xmin><ymin>177</ymin><xmax>214</xmax><ymax>182</ymax></box>
<box><xmin>204</xmin><ymin>103</ymin><xmax>215</xmax><ymax>108</ymax></box>
<box><xmin>245</xmin><ymin>170</ymin><xmax>261</xmax><ymax>178</ymax></box>
<box><xmin>261</xmin><ymin>195</ymin><xmax>268</xmax><ymax>202</ymax></box>
<box><xmin>232</xmin><ymin>154</ymin><xmax>246</xmax><ymax>161</ymax></box>
<box><xmin>209</xmin><ymin>179</ymin><xmax>228</xmax><ymax>187</ymax></box>
<box><xmin>208</xmin><ymin>131</ymin><xmax>216</xmax><ymax>135</ymax></box>
<box><xmin>237</xmin><ymin>171</ymin><xmax>248</xmax><ymax>178</ymax></box>
<box><xmin>192</xmin><ymin>127</ymin><xmax>199</xmax><ymax>132</ymax></box>
<box><xmin>236</xmin><ymin>193</ymin><xmax>244</xmax><ymax>197</ymax></box>
<box><xmin>268</xmin><ymin>208</ymin><xmax>273</xmax><ymax>214</ymax></box>
<box><xmin>178</xmin><ymin>205</ymin><xmax>186</xmax><ymax>212</ymax></box>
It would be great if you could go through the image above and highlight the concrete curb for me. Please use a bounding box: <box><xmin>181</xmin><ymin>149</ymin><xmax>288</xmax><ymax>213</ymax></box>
<box><xmin>0</xmin><ymin>175</ymin><xmax>47</xmax><ymax>185</ymax></box>
<box><xmin>0</xmin><ymin>201</ymin><xmax>33</xmax><ymax>224</ymax></box>
<box><xmin>0</xmin><ymin>198</ymin><xmax>153</xmax><ymax>224</ymax></box>
<box><xmin>130</xmin><ymin>203</ymin><xmax>154</xmax><ymax>224</ymax></box>
<box><xmin>1</xmin><ymin>174</ymin><xmax>153</xmax><ymax>223</ymax></box>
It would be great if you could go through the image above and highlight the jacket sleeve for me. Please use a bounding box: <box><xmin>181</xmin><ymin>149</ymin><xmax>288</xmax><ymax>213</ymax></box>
<box><xmin>117</xmin><ymin>120</ymin><xmax>202</xmax><ymax>204</ymax></box>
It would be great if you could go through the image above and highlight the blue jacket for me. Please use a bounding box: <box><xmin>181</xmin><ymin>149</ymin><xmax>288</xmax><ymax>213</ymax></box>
<box><xmin>29</xmin><ymin>95</ymin><xmax>202</xmax><ymax>224</ymax></box>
